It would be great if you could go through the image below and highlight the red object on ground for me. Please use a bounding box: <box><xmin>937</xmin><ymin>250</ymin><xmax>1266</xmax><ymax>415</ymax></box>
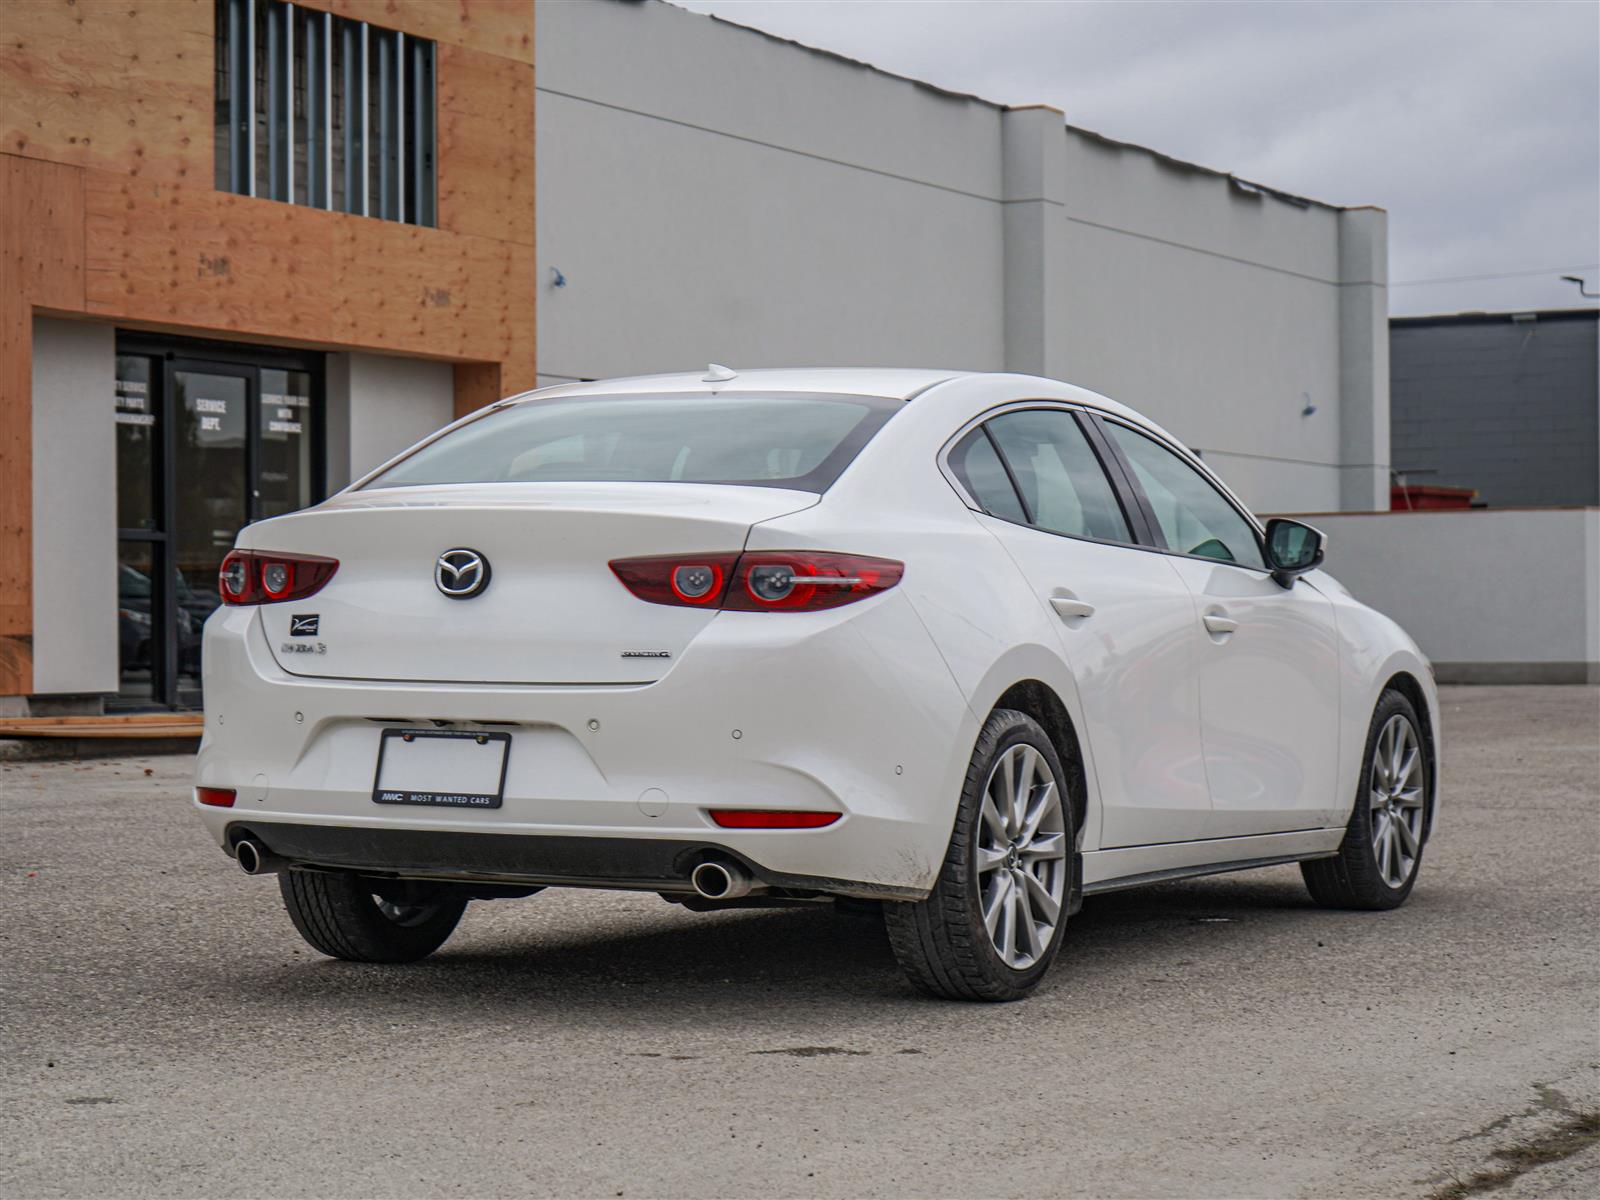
<box><xmin>1390</xmin><ymin>484</ymin><xmax>1477</xmax><ymax>510</ymax></box>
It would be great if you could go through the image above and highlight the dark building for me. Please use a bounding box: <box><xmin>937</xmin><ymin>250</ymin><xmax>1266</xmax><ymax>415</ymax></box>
<box><xmin>1390</xmin><ymin>309</ymin><xmax>1600</xmax><ymax>508</ymax></box>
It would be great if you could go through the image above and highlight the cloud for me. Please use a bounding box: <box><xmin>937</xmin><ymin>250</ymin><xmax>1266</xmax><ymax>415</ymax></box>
<box><xmin>673</xmin><ymin>0</ymin><xmax>1600</xmax><ymax>314</ymax></box>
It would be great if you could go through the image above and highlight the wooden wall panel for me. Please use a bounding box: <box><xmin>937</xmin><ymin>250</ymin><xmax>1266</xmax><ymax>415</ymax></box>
<box><xmin>77</xmin><ymin>167</ymin><xmax>535</xmax><ymax>378</ymax></box>
<box><xmin>0</xmin><ymin>0</ymin><xmax>212</xmax><ymax>186</ymax></box>
<box><xmin>294</xmin><ymin>0</ymin><xmax>535</xmax><ymax>65</ymax></box>
<box><xmin>0</xmin><ymin>154</ymin><xmax>88</xmax><ymax>694</ymax></box>
<box><xmin>453</xmin><ymin>362</ymin><xmax>502</xmax><ymax>420</ymax></box>
<box><xmin>84</xmin><ymin>175</ymin><xmax>335</xmax><ymax>342</ymax></box>
<box><xmin>437</xmin><ymin>43</ymin><xmax>535</xmax><ymax>246</ymax></box>
<box><xmin>0</xmin><ymin>288</ymin><xmax>36</xmax><ymax>695</ymax></box>
<box><xmin>1</xmin><ymin>155</ymin><xmax>86</xmax><ymax>309</ymax></box>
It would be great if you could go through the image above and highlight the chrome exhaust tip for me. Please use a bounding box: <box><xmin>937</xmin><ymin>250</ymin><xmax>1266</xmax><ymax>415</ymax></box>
<box><xmin>690</xmin><ymin>859</ymin><xmax>751</xmax><ymax>901</ymax></box>
<box><xmin>234</xmin><ymin>838</ymin><xmax>282</xmax><ymax>876</ymax></box>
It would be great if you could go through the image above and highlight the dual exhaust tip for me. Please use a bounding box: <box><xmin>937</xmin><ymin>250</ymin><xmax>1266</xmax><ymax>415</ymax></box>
<box><xmin>689</xmin><ymin>858</ymin><xmax>753</xmax><ymax>901</ymax></box>
<box><xmin>234</xmin><ymin>838</ymin><xmax>283</xmax><ymax>876</ymax></box>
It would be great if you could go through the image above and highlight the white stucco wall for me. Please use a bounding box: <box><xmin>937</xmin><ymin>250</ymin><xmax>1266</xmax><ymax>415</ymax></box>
<box><xmin>1050</xmin><ymin>131</ymin><xmax>1349</xmax><ymax>514</ymax></box>
<box><xmin>1304</xmin><ymin>508</ymin><xmax>1600</xmax><ymax>683</ymax></box>
<box><xmin>31</xmin><ymin>317</ymin><xmax>118</xmax><ymax>695</ymax></box>
<box><xmin>534</xmin><ymin>0</ymin><xmax>1005</xmax><ymax>385</ymax></box>
<box><xmin>535</xmin><ymin>0</ymin><xmax>1386</xmax><ymax>516</ymax></box>
<box><xmin>325</xmin><ymin>353</ymin><xmax>455</xmax><ymax>490</ymax></box>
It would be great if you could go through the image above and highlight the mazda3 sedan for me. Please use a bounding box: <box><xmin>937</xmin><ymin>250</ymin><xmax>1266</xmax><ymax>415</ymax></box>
<box><xmin>194</xmin><ymin>368</ymin><xmax>1438</xmax><ymax>1000</ymax></box>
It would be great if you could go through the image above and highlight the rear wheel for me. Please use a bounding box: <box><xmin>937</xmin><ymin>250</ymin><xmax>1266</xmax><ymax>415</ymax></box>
<box><xmin>884</xmin><ymin>709</ymin><xmax>1073</xmax><ymax>1001</ymax></box>
<box><xmin>278</xmin><ymin>871</ymin><xmax>468</xmax><ymax>963</ymax></box>
<box><xmin>1302</xmin><ymin>689</ymin><xmax>1429</xmax><ymax>910</ymax></box>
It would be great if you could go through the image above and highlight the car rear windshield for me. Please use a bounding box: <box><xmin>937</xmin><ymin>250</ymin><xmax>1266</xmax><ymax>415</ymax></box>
<box><xmin>363</xmin><ymin>393</ymin><xmax>900</xmax><ymax>493</ymax></box>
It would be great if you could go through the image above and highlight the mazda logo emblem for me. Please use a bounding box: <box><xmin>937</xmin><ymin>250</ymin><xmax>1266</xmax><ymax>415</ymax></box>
<box><xmin>435</xmin><ymin>548</ymin><xmax>490</xmax><ymax>599</ymax></box>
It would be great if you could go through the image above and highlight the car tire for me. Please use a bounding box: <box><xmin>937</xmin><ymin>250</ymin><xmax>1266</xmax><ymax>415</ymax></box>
<box><xmin>278</xmin><ymin>870</ymin><xmax>469</xmax><ymax>963</ymax></box>
<box><xmin>1302</xmin><ymin>689</ymin><xmax>1430</xmax><ymax>911</ymax></box>
<box><xmin>883</xmin><ymin>709</ymin><xmax>1074</xmax><ymax>1001</ymax></box>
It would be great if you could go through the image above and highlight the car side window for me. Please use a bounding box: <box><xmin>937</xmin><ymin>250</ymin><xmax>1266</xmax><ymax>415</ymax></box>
<box><xmin>1103</xmin><ymin>422</ymin><xmax>1265</xmax><ymax>569</ymax></box>
<box><xmin>947</xmin><ymin>427</ymin><xmax>1028</xmax><ymax>524</ymax></box>
<box><xmin>985</xmin><ymin>409</ymin><xmax>1131</xmax><ymax>542</ymax></box>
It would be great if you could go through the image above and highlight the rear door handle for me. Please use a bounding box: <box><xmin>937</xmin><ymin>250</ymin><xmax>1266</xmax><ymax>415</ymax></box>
<box><xmin>1202</xmin><ymin>613</ymin><xmax>1239</xmax><ymax>635</ymax></box>
<box><xmin>1050</xmin><ymin>597</ymin><xmax>1096</xmax><ymax>621</ymax></box>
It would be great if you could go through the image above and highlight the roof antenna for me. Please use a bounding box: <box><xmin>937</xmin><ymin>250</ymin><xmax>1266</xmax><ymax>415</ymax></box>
<box><xmin>702</xmin><ymin>363</ymin><xmax>738</xmax><ymax>383</ymax></box>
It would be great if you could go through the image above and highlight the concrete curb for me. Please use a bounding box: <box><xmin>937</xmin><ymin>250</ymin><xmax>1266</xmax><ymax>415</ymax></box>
<box><xmin>0</xmin><ymin>737</ymin><xmax>199</xmax><ymax>763</ymax></box>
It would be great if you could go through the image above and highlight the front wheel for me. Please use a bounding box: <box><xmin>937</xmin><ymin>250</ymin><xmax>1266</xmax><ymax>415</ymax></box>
<box><xmin>278</xmin><ymin>871</ymin><xmax>469</xmax><ymax>962</ymax></box>
<box><xmin>883</xmin><ymin>709</ymin><xmax>1074</xmax><ymax>1001</ymax></box>
<box><xmin>1302</xmin><ymin>689</ymin><xmax>1430</xmax><ymax>910</ymax></box>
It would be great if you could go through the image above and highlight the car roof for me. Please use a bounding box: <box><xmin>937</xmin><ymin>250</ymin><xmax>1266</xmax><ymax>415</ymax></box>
<box><xmin>521</xmin><ymin>368</ymin><xmax>973</xmax><ymax>402</ymax></box>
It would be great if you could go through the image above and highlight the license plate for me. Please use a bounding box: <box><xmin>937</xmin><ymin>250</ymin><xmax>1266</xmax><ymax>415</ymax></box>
<box><xmin>372</xmin><ymin>728</ymin><xmax>511</xmax><ymax>809</ymax></box>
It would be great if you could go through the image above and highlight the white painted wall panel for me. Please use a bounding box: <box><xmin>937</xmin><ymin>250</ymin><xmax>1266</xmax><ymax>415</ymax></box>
<box><xmin>535</xmin><ymin>91</ymin><xmax>1006</xmax><ymax>384</ymax></box>
<box><xmin>1306</xmin><ymin>509</ymin><xmax>1600</xmax><ymax>681</ymax></box>
<box><xmin>31</xmin><ymin>318</ymin><xmax>118</xmax><ymax>694</ymax></box>
<box><xmin>325</xmin><ymin>353</ymin><xmax>454</xmax><ymax>491</ymax></box>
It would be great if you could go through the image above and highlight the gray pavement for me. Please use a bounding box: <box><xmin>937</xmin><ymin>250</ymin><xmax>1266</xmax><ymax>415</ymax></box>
<box><xmin>2</xmin><ymin>685</ymin><xmax>1597</xmax><ymax>1199</ymax></box>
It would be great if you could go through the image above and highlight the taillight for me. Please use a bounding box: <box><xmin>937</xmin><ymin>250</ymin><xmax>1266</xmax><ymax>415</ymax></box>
<box><xmin>196</xmin><ymin>787</ymin><xmax>236</xmax><ymax>808</ymax></box>
<box><xmin>218</xmin><ymin>550</ymin><xmax>339</xmax><ymax>605</ymax></box>
<box><xmin>609</xmin><ymin>551</ymin><xmax>903</xmax><ymax>612</ymax></box>
<box><xmin>609</xmin><ymin>553</ymin><xmax>740</xmax><ymax>608</ymax></box>
<box><xmin>708</xmin><ymin>809</ymin><xmax>841</xmax><ymax>829</ymax></box>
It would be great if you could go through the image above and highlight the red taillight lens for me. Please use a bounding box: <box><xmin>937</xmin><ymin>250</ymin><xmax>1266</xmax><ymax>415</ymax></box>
<box><xmin>610</xmin><ymin>551</ymin><xmax>902</xmax><ymax>612</ymax></box>
<box><xmin>196</xmin><ymin>787</ymin><xmax>237</xmax><ymax>808</ymax></box>
<box><xmin>610</xmin><ymin>554</ymin><xmax>739</xmax><ymax>607</ymax></box>
<box><xmin>727</xmin><ymin>552</ymin><xmax>904</xmax><ymax>612</ymax></box>
<box><xmin>218</xmin><ymin>551</ymin><xmax>339</xmax><ymax>605</ymax></box>
<box><xmin>708</xmin><ymin>809</ymin><xmax>841</xmax><ymax>829</ymax></box>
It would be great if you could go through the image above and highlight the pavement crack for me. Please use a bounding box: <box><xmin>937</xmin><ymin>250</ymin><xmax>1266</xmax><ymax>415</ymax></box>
<box><xmin>1429</xmin><ymin>1110</ymin><xmax>1600</xmax><ymax>1200</ymax></box>
<box><xmin>749</xmin><ymin>1046</ymin><xmax>870</xmax><ymax>1058</ymax></box>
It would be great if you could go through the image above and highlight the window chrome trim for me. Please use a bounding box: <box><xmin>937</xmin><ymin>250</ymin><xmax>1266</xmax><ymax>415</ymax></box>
<box><xmin>937</xmin><ymin>399</ymin><xmax>1275</xmax><ymax>575</ymax></box>
<box><xmin>936</xmin><ymin>399</ymin><xmax>1150</xmax><ymax>555</ymax></box>
<box><xmin>1092</xmin><ymin>412</ymin><xmax>1274</xmax><ymax>574</ymax></box>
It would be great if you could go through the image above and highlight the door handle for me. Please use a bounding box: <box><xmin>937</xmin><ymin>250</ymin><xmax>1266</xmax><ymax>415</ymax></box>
<box><xmin>1050</xmin><ymin>596</ymin><xmax>1096</xmax><ymax>621</ymax></box>
<box><xmin>1202</xmin><ymin>612</ymin><xmax>1239</xmax><ymax>635</ymax></box>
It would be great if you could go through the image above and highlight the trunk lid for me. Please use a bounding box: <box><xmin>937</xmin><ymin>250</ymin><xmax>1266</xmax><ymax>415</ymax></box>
<box><xmin>244</xmin><ymin>483</ymin><xmax>818</xmax><ymax>684</ymax></box>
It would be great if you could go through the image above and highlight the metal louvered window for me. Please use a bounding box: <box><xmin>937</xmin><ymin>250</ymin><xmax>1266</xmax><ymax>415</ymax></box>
<box><xmin>214</xmin><ymin>0</ymin><xmax>435</xmax><ymax>226</ymax></box>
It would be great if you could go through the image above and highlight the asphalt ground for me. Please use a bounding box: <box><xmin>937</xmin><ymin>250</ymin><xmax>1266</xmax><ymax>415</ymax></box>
<box><xmin>2</xmin><ymin>685</ymin><xmax>1597</xmax><ymax>1199</ymax></box>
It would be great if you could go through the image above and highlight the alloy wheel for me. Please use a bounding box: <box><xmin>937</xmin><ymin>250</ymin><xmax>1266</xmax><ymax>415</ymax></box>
<box><xmin>373</xmin><ymin>888</ymin><xmax>449</xmax><ymax>928</ymax></box>
<box><xmin>1370</xmin><ymin>713</ymin><xmax>1425</xmax><ymax>888</ymax></box>
<box><xmin>976</xmin><ymin>743</ymin><xmax>1068</xmax><ymax>969</ymax></box>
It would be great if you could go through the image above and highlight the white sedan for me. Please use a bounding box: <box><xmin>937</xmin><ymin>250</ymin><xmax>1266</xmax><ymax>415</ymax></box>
<box><xmin>194</xmin><ymin>368</ymin><xmax>1438</xmax><ymax>1001</ymax></box>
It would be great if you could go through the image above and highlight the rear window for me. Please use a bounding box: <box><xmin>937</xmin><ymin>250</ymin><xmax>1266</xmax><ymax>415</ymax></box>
<box><xmin>364</xmin><ymin>393</ymin><xmax>899</xmax><ymax>493</ymax></box>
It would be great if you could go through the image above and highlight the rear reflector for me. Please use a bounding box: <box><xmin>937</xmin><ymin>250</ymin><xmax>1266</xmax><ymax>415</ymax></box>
<box><xmin>196</xmin><ymin>787</ymin><xmax>237</xmax><ymax>808</ymax></box>
<box><xmin>708</xmin><ymin>809</ymin><xmax>840</xmax><ymax>829</ymax></box>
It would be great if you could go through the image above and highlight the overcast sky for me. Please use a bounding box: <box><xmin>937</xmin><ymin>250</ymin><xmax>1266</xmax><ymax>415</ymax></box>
<box><xmin>673</xmin><ymin>0</ymin><xmax>1600</xmax><ymax>316</ymax></box>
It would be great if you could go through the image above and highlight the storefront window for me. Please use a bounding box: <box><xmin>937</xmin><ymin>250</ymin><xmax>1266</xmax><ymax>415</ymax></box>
<box><xmin>111</xmin><ymin>340</ymin><xmax>324</xmax><ymax>709</ymax></box>
<box><xmin>115</xmin><ymin>356</ymin><xmax>158</xmax><ymax>531</ymax></box>
<box><xmin>116</xmin><ymin>541</ymin><xmax>160</xmax><ymax>703</ymax></box>
<box><xmin>258</xmin><ymin>368</ymin><xmax>315</xmax><ymax>518</ymax></box>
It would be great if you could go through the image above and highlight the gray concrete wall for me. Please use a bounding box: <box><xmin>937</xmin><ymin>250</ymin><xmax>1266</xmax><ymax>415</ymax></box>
<box><xmin>1046</xmin><ymin>128</ymin><xmax>1372</xmax><ymax>514</ymax></box>
<box><xmin>1305</xmin><ymin>508</ymin><xmax>1600</xmax><ymax>684</ymax></box>
<box><xmin>31</xmin><ymin>317</ymin><xmax>118</xmax><ymax>695</ymax></box>
<box><xmin>325</xmin><ymin>353</ymin><xmax>455</xmax><ymax>491</ymax></box>
<box><xmin>1390</xmin><ymin>311</ymin><xmax>1599</xmax><ymax>507</ymax></box>
<box><xmin>535</xmin><ymin>0</ymin><xmax>1005</xmax><ymax>386</ymax></box>
<box><xmin>535</xmin><ymin>0</ymin><xmax>1385</xmax><ymax>516</ymax></box>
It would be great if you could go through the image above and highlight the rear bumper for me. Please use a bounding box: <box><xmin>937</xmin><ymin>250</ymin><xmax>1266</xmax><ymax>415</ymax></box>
<box><xmin>221</xmin><ymin>821</ymin><xmax>924</xmax><ymax>899</ymax></box>
<box><xmin>195</xmin><ymin>594</ymin><xmax>977</xmax><ymax>897</ymax></box>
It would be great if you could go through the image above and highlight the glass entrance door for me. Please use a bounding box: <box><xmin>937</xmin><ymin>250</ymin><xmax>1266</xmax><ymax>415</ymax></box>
<box><xmin>171</xmin><ymin>366</ymin><xmax>250</xmax><ymax>706</ymax></box>
<box><xmin>114</xmin><ymin>338</ymin><xmax>323</xmax><ymax>710</ymax></box>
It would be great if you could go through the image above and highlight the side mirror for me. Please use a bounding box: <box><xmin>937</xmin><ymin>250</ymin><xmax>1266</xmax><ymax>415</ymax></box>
<box><xmin>1264</xmin><ymin>518</ymin><xmax>1325</xmax><ymax>588</ymax></box>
